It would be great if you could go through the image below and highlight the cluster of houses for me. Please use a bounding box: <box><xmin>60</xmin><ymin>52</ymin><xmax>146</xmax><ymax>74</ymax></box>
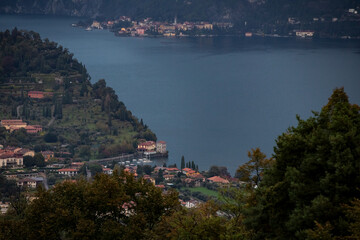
<box><xmin>87</xmin><ymin>17</ymin><xmax>234</xmax><ymax>37</ymax></box>
<box><xmin>121</xmin><ymin>165</ymin><xmax>230</xmax><ymax>190</ymax></box>
<box><xmin>0</xmin><ymin>149</ymin><xmax>24</xmax><ymax>168</ymax></box>
<box><xmin>80</xmin><ymin>5</ymin><xmax>360</xmax><ymax>39</ymax></box>
<box><xmin>119</xmin><ymin>165</ymin><xmax>233</xmax><ymax>208</ymax></box>
<box><xmin>0</xmin><ymin>146</ymin><xmax>56</xmax><ymax>191</ymax></box>
<box><xmin>0</xmin><ymin>138</ymin><xmax>234</xmax><ymax>213</ymax></box>
<box><xmin>1</xmin><ymin>119</ymin><xmax>42</xmax><ymax>134</ymax></box>
<box><xmin>57</xmin><ymin>162</ymin><xmax>113</xmax><ymax>177</ymax></box>
<box><xmin>0</xmin><ymin>145</ymin><xmax>44</xmax><ymax>213</ymax></box>
<box><xmin>0</xmin><ymin>146</ymin><xmax>56</xmax><ymax>168</ymax></box>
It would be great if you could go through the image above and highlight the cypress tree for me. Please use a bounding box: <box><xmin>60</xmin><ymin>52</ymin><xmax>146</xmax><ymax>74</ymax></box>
<box><xmin>181</xmin><ymin>156</ymin><xmax>185</xmax><ymax>169</ymax></box>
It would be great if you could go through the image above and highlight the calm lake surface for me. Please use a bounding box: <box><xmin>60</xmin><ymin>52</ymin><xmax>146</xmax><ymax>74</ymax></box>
<box><xmin>1</xmin><ymin>15</ymin><xmax>360</xmax><ymax>173</ymax></box>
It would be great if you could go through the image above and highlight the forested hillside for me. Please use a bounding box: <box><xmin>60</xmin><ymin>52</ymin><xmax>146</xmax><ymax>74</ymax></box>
<box><xmin>0</xmin><ymin>29</ymin><xmax>156</xmax><ymax>160</ymax></box>
<box><xmin>1</xmin><ymin>0</ymin><xmax>359</xmax><ymax>23</ymax></box>
<box><xmin>0</xmin><ymin>28</ymin><xmax>87</xmax><ymax>81</ymax></box>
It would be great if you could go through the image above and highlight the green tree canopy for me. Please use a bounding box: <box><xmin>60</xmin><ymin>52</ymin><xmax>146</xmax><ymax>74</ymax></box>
<box><xmin>1</xmin><ymin>171</ymin><xmax>179</xmax><ymax>240</ymax></box>
<box><xmin>33</xmin><ymin>153</ymin><xmax>45</xmax><ymax>167</ymax></box>
<box><xmin>246</xmin><ymin>88</ymin><xmax>360</xmax><ymax>239</ymax></box>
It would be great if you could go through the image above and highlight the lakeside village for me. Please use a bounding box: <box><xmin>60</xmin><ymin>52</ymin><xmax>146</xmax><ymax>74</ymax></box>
<box><xmin>76</xmin><ymin>7</ymin><xmax>360</xmax><ymax>39</ymax></box>
<box><xmin>0</xmin><ymin>118</ymin><xmax>237</xmax><ymax>215</ymax></box>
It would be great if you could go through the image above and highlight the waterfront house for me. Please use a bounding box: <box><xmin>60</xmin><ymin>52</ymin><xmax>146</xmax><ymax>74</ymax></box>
<box><xmin>163</xmin><ymin>30</ymin><xmax>176</xmax><ymax>37</ymax></box>
<box><xmin>156</xmin><ymin>141</ymin><xmax>167</xmax><ymax>153</ymax></box>
<box><xmin>295</xmin><ymin>31</ymin><xmax>315</xmax><ymax>38</ymax></box>
<box><xmin>136</xmin><ymin>27</ymin><xmax>146</xmax><ymax>35</ymax></box>
<box><xmin>138</xmin><ymin>141</ymin><xmax>156</xmax><ymax>151</ymax></box>
<box><xmin>91</xmin><ymin>21</ymin><xmax>102</xmax><ymax>29</ymax></box>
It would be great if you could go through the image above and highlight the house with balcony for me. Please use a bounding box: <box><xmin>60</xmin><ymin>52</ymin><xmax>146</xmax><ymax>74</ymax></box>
<box><xmin>137</xmin><ymin>141</ymin><xmax>156</xmax><ymax>151</ymax></box>
<box><xmin>17</xmin><ymin>177</ymin><xmax>43</xmax><ymax>188</ymax></box>
<box><xmin>0</xmin><ymin>152</ymin><xmax>23</xmax><ymax>168</ymax></box>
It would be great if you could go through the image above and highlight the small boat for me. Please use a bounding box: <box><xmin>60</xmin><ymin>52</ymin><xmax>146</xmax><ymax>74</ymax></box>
<box><xmin>85</xmin><ymin>27</ymin><xmax>92</xmax><ymax>31</ymax></box>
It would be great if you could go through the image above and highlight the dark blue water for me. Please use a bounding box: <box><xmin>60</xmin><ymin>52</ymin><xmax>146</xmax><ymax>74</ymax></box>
<box><xmin>1</xmin><ymin>15</ymin><xmax>360</xmax><ymax>174</ymax></box>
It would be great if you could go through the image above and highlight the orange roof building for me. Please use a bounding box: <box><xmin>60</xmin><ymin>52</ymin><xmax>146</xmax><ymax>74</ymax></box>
<box><xmin>25</xmin><ymin>125</ymin><xmax>42</xmax><ymax>134</ymax></box>
<box><xmin>207</xmin><ymin>176</ymin><xmax>230</xmax><ymax>184</ymax></box>
<box><xmin>1</xmin><ymin>119</ymin><xmax>27</xmax><ymax>131</ymax></box>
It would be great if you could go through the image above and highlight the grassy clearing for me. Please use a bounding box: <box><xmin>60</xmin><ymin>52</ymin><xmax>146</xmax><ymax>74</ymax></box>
<box><xmin>182</xmin><ymin>187</ymin><xmax>220</xmax><ymax>198</ymax></box>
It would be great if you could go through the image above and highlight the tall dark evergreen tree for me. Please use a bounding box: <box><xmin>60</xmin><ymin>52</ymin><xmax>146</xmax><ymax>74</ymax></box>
<box><xmin>246</xmin><ymin>88</ymin><xmax>360</xmax><ymax>239</ymax></box>
<box><xmin>181</xmin><ymin>156</ymin><xmax>185</xmax><ymax>170</ymax></box>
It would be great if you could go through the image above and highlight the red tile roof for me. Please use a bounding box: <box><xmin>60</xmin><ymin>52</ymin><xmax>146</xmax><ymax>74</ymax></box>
<box><xmin>166</xmin><ymin>167</ymin><xmax>179</xmax><ymax>171</ymax></box>
<box><xmin>208</xmin><ymin>176</ymin><xmax>229</xmax><ymax>184</ymax></box>
<box><xmin>1</xmin><ymin>119</ymin><xmax>25</xmax><ymax>125</ymax></box>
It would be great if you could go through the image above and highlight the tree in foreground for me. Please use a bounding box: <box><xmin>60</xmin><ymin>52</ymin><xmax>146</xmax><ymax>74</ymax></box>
<box><xmin>246</xmin><ymin>88</ymin><xmax>360</xmax><ymax>239</ymax></box>
<box><xmin>0</xmin><ymin>171</ymin><xmax>179</xmax><ymax>240</ymax></box>
<box><xmin>235</xmin><ymin>147</ymin><xmax>273</xmax><ymax>187</ymax></box>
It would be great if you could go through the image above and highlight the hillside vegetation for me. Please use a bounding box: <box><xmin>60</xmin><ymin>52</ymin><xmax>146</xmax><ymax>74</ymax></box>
<box><xmin>0</xmin><ymin>29</ymin><xmax>156</xmax><ymax>160</ymax></box>
<box><xmin>1</xmin><ymin>82</ymin><xmax>360</xmax><ymax>239</ymax></box>
<box><xmin>1</xmin><ymin>0</ymin><xmax>359</xmax><ymax>22</ymax></box>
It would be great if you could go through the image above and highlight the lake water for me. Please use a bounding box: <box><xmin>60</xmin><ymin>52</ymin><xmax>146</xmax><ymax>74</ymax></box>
<box><xmin>1</xmin><ymin>15</ymin><xmax>360</xmax><ymax>174</ymax></box>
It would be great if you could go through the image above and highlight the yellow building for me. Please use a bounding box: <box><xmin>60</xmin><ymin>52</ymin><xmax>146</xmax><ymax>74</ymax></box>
<box><xmin>0</xmin><ymin>153</ymin><xmax>23</xmax><ymax>168</ymax></box>
<box><xmin>138</xmin><ymin>141</ymin><xmax>156</xmax><ymax>151</ymax></box>
<box><xmin>1</xmin><ymin>119</ymin><xmax>27</xmax><ymax>131</ymax></box>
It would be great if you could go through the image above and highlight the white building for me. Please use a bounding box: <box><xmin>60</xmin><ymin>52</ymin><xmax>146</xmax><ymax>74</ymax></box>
<box><xmin>103</xmin><ymin>168</ymin><xmax>113</xmax><ymax>175</ymax></box>
<box><xmin>17</xmin><ymin>177</ymin><xmax>43</xmax><ymax>188</ymax></box>
<box><xmin>58</xmin><ymin>168</ymin><xmax>78</xmax><ymax>176</ymax></box>
<box><xmin>156</xmin><ymin>141</ymin><xmax>167</xmax><ymax>153</ymax></box>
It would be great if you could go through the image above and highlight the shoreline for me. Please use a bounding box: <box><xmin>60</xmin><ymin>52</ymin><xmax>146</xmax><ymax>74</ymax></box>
<box><xmin>76</xmin><ymin>25</ymin><xmax>360</xmax><ymax>41</ymax></box>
